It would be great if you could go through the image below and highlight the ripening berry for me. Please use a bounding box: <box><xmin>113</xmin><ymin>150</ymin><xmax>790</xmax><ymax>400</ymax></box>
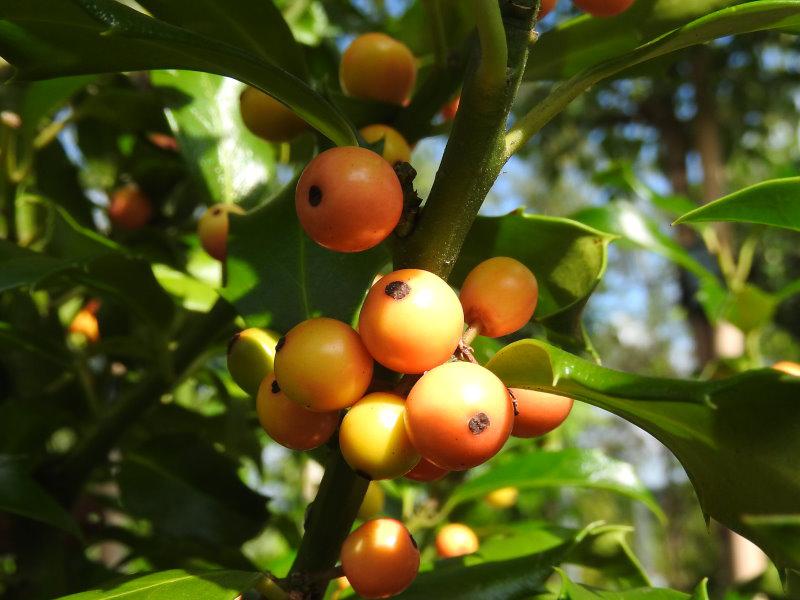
<box><xmin>240</xmin><ymin>86</ymin><xmax>308</xmax><ymax>142</ymax></box>
<box><xmin>69</xmin><ymin>300</ymin><xmax>101</xmax><ymax>343</ymax></box>
<box><xmin>435</xmin><ymin>523</ymin><xmax>479</xmax><ymax>558</ymax></box>
<box><xmin>341</xmin><ymin>518</ymin><xmax>420</xmax><ymax>599</ymax></box>
<box><xmin>405</xmin><ymin>457</ymin><xmax>449</xmax><ymax>482</ymax></box>
<box><xmin>198</xmin><ymin>203</ymin><xmax>245</xmax><ymax>261</ymax></box>
<box><xmin>360</xmin><ymin>124</ymin><xmax>412</xmax><ymax>165</ymax></box>
<box><xmin>274</xmin><ymin>317</ymin><xmax>373</xmax><ymax>412</ymax></box>
<box><xmin>108</xmin><ymin>184</ymin><xmax>153</xmax><ymax>230</ymax></box>
<box><xmin>256</xmin><ymin>375</ymin><xmax>339</xmax><ymax>450</ymax></box>
<box><xmin>340</xmin><ymin>392</ymin><xmax>420</xmax><ymax>480</ymax></box>
<box><xmin>459</xmin><ymin>257</ymin><xmax>538</xmax><ymax>338</ymax></box>
<box><xmin>359</xmin><ymin>269</ymin><xmax>464</xmax><ymax>374</ymax></box>
<box><xmin>540</xmin><ymin>0</ymin><xmax>557</xmax><ymax>17</ymax></box>
<box><xmin>573</xmin><ymin>0</ymin><xmax>635</xmax><ymax>17</ymax></box>
<box><xmin>340</xmin><ymin>33</ymin><xmax>417</xmax><ymax>105</ymax></box>
<box><xmin>440</xmin><ymin>96</ymin><xmax>459</xmax><ymax>121</ymax></box>
<box><xmin>227</xmin><ymin>328</ymin><xmax>280</xmax><ymax>395</ymax></box>
<box><xmin>511</xmin><ymin>388</ymin><xmax>574</xmax><ymax>438</ymax></box>
<box><xmin>485</xmin><ymin>486</ymin><xmax>519</xmax><ymax>509</ymax></box>
<box><xmin>405</xmin><ymin>362</ymin><xmax>513</xmax><ymax>470</ymax></box>
<box><xmin>358</xmin><ymin>481</ymin><xmax>386</xmax><ymax>520</ymax></box>
<box><xmin>773</xmin><ymin>361</ymin><xmax>800</xmax><ymax>377</ymax></box>
<box><xmin>295</xmin><ymin>147</ymin><xmax>403</xmax><ymax>253</ymax></box>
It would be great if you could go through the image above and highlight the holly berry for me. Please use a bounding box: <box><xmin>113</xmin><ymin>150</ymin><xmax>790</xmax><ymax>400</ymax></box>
<box><xmin>511</xmin><ymin>388</ymin><xmax>574</xmax><ymax>438</ymax></box>
<box><xmin>573</xmin><ymin>0</ymin><xmax>634</xmax><ymax>17</ymax></box>
<box><xmin>435</xmin><ymin>523</ymin><xmax>479</xmax><ymax>558</ymax></box>
<box><xmin>360</xmin><ymin>124</ymin><xmax>412</xmax><ymax>165</ymax></box>
<box><xmin>357</xmin><ymin>481</ymin><xmax>386</xmax><ymax>520</ymax></box>
<box><xmin>459</xmin><ymin>257</ymin><xmax>538</xmax><ymax>338</ymax></box>
<box><xmin>198</xmin><ymin>203</ymin><xmax>245</xmax><ymax>261</ymax></box>
<box><xmin>340</xmin><ymin>392</ymin><xmax>420</xmax><ymax>480</ymax></box>
<box><xmin>405</xmin><ymin>457</ymin><xmax>448</xmax><ymax>482</ymax></box>
<box><xmin>69</xmin><ymin>300</ymin><xmax>101</xmax><ymax>343</ymax></box>
<box><xmin>405</xmin><ymin>362</ymin><xmax>513</xmax><ymax>470</ymax></box>
<box><xmin>108</xmin><ymin>184</ymin><xmax>152</xmax><ymax>230</ymax></box>
<box><xmin>440</xmin><ymin>96</ymin><xmax>459</xmax><ymax>121</ymax></box>
<box><xmin>540</xmin><ymin>0</ymin><xmax>557</xmax><ymax>17</ymax></box>
<box><xmin>256</xmin><ymin>375</ymin><xmax>339</xmax><ymax>451</ymax></box>
<box><xmin>485</xmin><ymin>486</ymin><xmax>519</xmax><ymax>509</ymax></box>
<box><xmin>239</xmin><ymin>86</ymin><xmax>307</xmax><ymax>142</ymax></box>
<box><xmin>295</xmin><ymin>147</ymin><xmax>403</xmax><ymax>253</ymax></box>
<box><xmin>274</xmin><ymin>317</ymin><xmax>373</xmax><ymax>411</ymax></box>
<box><xmin>227</xmin><ymin>328</ymin><xmax>279</xmax><ymax>395</ymax></box>
<box><xmin>340</xmin><ymin>33</ymin><xmax>417</xmax><ymax>105</ymax></box>
<box><xmin>773</xmin><ymin>361</ymin><xmax>800</xmax><ymax>377</ymax></box>
<box><xmin>359</xmin><ymin>269</ymin><xmax>464</xmax><ymax>374</ymax></box>
<box><xmin>340</xmin><ymin>518</ymin><xmax>420</xmax><ymax>599</ymax></box>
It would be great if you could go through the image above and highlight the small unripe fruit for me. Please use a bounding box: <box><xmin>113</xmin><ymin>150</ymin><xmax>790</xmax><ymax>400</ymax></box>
<box><xmin>405</xmin><ymin>362</ymin><xmax>513</xmax><ymax>470</ymax></box>
<box><xmin>360</xmin><ymin>124</ymin><xmax>412</xmax><ymax>165</ymax></box>
<box><xmin>540</xmin><ymin>0</ymin><xmax>557</xmax><ymax>17</ymax></box>
<box><xmin>274</xmin><ymin>317</ymin><xmax>373</xmax><ymax>412</ymax></box>
<box><xmin>340</xmin><ymin>33</ymin><xmax>417</xmax><ymax>105</ymax></box>
<box><xmin>358</xmin><ymin>482</ymin><xmax>386</xmax><ymax>520</ymax></box>
<box><xmin>239</xmin><ymin>86</ymin><xmax>307</xmax><ymax>142</ymax></box>
<box><xmin>573</xmin><ymin>0</ymin><xmax>635</xmax><ymax>17</ymax></box>
<box><xmin>359</xmin><ymin>269</ymin><xmax>464</xmax><ymax>374</ymax></box>
<box><xmin>459</xmin><ymin>257</ymin><xmax>538</xmax><ymax>338</ymax></box>
<box><xmin>485</xmin><ymin>486</ymin><xmax>519</xmax><ymax>509</ymax></box>
<box><xmin>773</xmin><ymin>361</ymin><xmax>800</xmax><ymax>377</ymax></box>
<box><xmin>108</xmin><ymin>185</ymin><xmax>153</xmax><ymax>230</ymax></box>
<box><xmin>340</xmin><ymin>392</ymin><xmax>420</xmax><ymax>480</ymax></box>
<box><xmin>405</xmin><ymin>457</ymin><xmax>449</xmax><ymax>482</ymax></box>
<box><xmin>256</xmin><ymin>375</ymin><xmax>339</xmax><ymax>450</ymax></box>
<box><xmin>341</xmin><ymin>518</ymin><xmax>420</xmax><ymax>599</ymax></box>
<box><xmin>435</xmin><ymin>523</ymin><xmax>479</xmax><ymax>558</ymax></box>
<box><xmin>295</xmin><ymin>147</ymin><xmax>403</xmax><ymax>253</ymax></box>
<box><xmin>511</xmin><ymin>388</ymin><xmax>574</xmax><ymax>438</ymax></box>
<box><xmin>198</xmin><ymin>203</ymin><xmax>245</xmax><ymax>261</ymax></box>
<box><xmin>441</xmin><ymin>96</ymin><xmax>459</xmax><ymax>121</ymax></box>
<box><xmin>69</xmin><ymin>301</ymin><xmax>100</xmax><ymax>343</ymax></box>
<box><xmin>227</xmin><ymin>328</ymin><xmax>280</xmax><ymax>395</ymax></box>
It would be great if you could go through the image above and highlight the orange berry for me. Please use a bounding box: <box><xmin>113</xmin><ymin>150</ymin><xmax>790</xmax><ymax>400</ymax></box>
<box><xmin>359</xmin><ymin>269</ymin><xmax>464</xmax><ymax>374</ymax></box>
<box><xmin>405</xmin><ymin>362</ymin><xmax>513</xmax><ymax>470</ymax></box>
<box><xmin>198</xmin><ymin>203</ymin><xmax>245</xmax><ymax>261</ymax></box>
<box><xmin>485</xmin><ymin>486</ymin><xmax>519</xmax><ymax>508</ymax></box>
<box><xmin>341</xmin><ymin>518</ymin><xmax>420</xmax><ymax>599</ymax></box>
<box><xmin>511</xmin><ymin>388</ymin><xmax>574</xmax><ymax>438</ymax></box>
<box><xmin>405</xmin><ymin>457</ymin><xmax>448</xmax><ymax>482</ymax></box>
<box><xmin>108</xmin><ymin>184</ymin><xmax>152</xmax><ymax>230</ymax></box>
<box><xmin>540</xmin><ymin>0</ymin><xmax>557</xmax><ymax>17</ymax></box>
<box><xmin>459</xmin><ymin>257</ymin><xmax>538</xmax><ymax>338</ymax></box>
<box><xmin>227</xmin><ymin>328</ymin><xmax>280</xmax><ymax>396</ymax></box>
<box><xmin>435</xmin><ymin>523</ymin><xmax>479</xmax><ymax>558</ymax></box>
<box><xmin>69</xmin><ymin>303</ymin><xmax>100</xmax><ymax>343</ymax></box>
<box><xmin>340</xmin><ymin>392</ymin><xmax>420</xmax><ymax>480</ymax></box>
<box><xmin>357</xmin><ymin>482</ymin><xmax>386</xmax><ymax>520</ymax></box>
<box><xmin>256</xmin><ymin>375</ymin><xmax>339</xmax><ymax>450</ymax></box>
<box><xmin>239</xmin><ymin>86</ymin><xmax>307</xmax><ymax>142</ymax></box>
<box><xmin>274</xmin><ymin>318</ymin><xmax>373</xmax><ymax>412</ymax></box>
<box><xmin>440</xmin><ymin>96</ymin><xmax>459</xmax><ymax>121</ymax></box>
<box><xmin>773</xmin><ymin>361</ymin><xmax>800</xmax><ymax>377</ymax></box>
<box><xmin>573</xmin><ymin>0</ymin><xmax>634</xmax><ymax>17</ymax></box>
<box><xmin>360</xmin><ymin>124</ymin><xmax>412</xmax><ymax>165</ymax></box>
<box><xmin>340</xmin><ymin>33</ymin><xmax>417</xmax><ymax>105</ymax></box>
<box><xmin>295</xmin><ymin>147</ymin><xmax>403</xmax><ymax>253</ymax></box>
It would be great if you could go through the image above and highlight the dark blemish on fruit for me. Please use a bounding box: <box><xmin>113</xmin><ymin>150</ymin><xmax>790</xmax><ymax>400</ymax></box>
<box><xmin>468</xmin><ymin>412</ymin><xmax>490</xmax><ymax>434</ymax></box>
<box><xmin>227</xmin><ymin>331</ymin><xmax>241</xmax><ymax>355</ymax></box>
<box><xmin>276</xmin><ymin>336</ymin><xmax>286</xmax><ymax>351</ymax></box>
<box><xmin>384</xmin><ymin>281</ymin><xmax>411</xmax><ymax>300</ymax></box>
<box><xmin>308</xmin><ymin>185</ymin><xmax>322</xmax><ymax>207</ymax></box>
<box><xmin>212</xmin><ymin>207</ymin><xmax>223</xmax><ymax>216</ymax></box>
<box><xmin>271</xmin><ymin>379</ymin><xmax>280</xmax><ymax>394</ymax></box>
<box><xmin>508</xmin><ymin>388</ymin><xmax>519</xmax><ymax>416</ymax></box>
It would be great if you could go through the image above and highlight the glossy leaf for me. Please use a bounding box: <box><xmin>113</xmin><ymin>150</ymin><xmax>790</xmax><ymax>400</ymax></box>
<box><xmin>0</xmin><ymin>455</ymin><xmax>81</xmax><ymax>537</ymax></box>
<box><xmin>151</xmin><ymin>70</ymin><xmax>276</xmax><ymax>205</ymax></box>
<box><xmin>554</xmin><ymin>569</ymin><xmax>709</xmax><ymax>600</ymax></box>
<box><xmin>674</xmin><ymin>177</ymin><xmax>800</xmax><ymax>232</ymax></box>
<box><xmin>442</xmin><ymin>449</ymin><xmax>664</xmax><ymax>522</ymax></box>
<box><xmin>56</xmin><ymin>569</ymin><xmax>261</xmax><ymax>600</ymax></box>
<box><xmin>222</xmin><ymin>182</ymin><xmax>388</xmax><ymax>331</ymax></box>
<box><xmin>0</xmin><ymin>0</ymin><xmax>357</xmax><ymax>146</ymax></box>
<box><xmin>487</xmin><ymin>340</ymin><xmax>800</xmax><ymax>571</ymax></box>
<box><xmin>19</xmin><ymin>75</ymin><xmax>95</xmax><ymax>142</ymax></box>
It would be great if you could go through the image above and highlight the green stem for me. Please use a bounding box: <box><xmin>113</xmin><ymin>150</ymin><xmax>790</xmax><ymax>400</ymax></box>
<box><xmin>472</xmin><ymin>0</ymin><xmax>508</xmax><ymax>92</ymax></box>
<box><xmin>424</xmin><ymin>0</ymin><xmax>448</xmax><ymax>68</ymax></box>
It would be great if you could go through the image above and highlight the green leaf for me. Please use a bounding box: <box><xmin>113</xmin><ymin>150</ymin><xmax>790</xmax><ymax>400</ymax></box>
<box><xmin>0</xmin><ymin>240</ymin><xmax>76</xmax><ymax>293</ymax></box>
<box><xmin>442</xmin><ymin>449</ymin><xmax>665</xmax><ymax>523</ymax></box>
<box><xmin>0</xmin><ymin>455</ymin><xmax>81</xmax><ymax>537</ymax></box>
<box><xmin>151</xmin><ymin>70</ymin><xmax>276</xmax><ymax>205</ymax></box>
<box><xmin>452</xmin><ymin>213</ymin><xmax>613</xmax><ymax>338</ymax></box>
<box><xmin>0</xmin><ymin>0</ymin><xmax>357</xmax><ymax>146</ymax></box>
<box><xmin>19</xmin><ymin>75</ymin><xmax>95</xmax><ymax>141</ymax></box>
<box><xmin>486</xmin><ymin>340</ymin><xmax>800</xmax><ymax>571</ymax></box>
<box><xmin>222</xmin><ymin>182</ymin><xmax>388</xmax><ymax>331</ymax></box>
<box><xmin>741</xmin><ymin>514</ymin><xmax>800</xmax><ymax>568</ymax></box>
<box><xmin>56</xmin><ymin>568</ymin><xmax>261</xmax><ymax>600</ymax></box>
<box><xmin>674</xmin><ymin>177</ymin><xmax>800</xmax><ymax>232</ymax></box>
<box><xmin>553</xmin><ymin>569</ymin><xmax>709</xmax><ymax>600</ymax></box>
